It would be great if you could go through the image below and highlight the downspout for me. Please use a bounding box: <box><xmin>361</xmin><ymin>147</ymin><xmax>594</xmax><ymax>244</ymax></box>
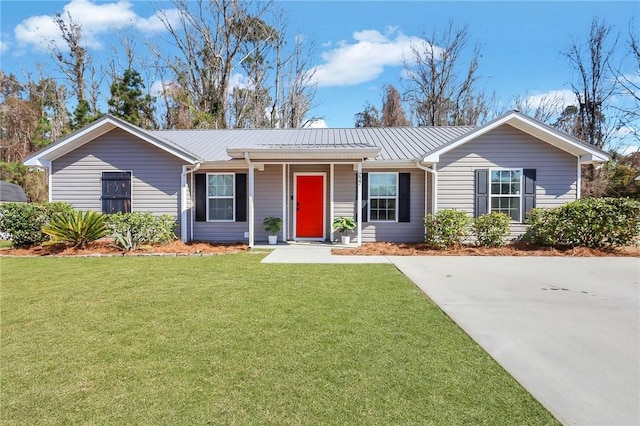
<box><xmin>245</xmin><ymin>152</ymin><xmax>255</xmax><ymax>248</ymax></box>
<box><xmin>181</xmin><ymin>162</ymin><xmax>201</xmax><ymax>243</ymax></box>
<box><xmin>576</xmin><ymin>156</ymin><xmax>581</xmax><ymax>200</ymax></box>
<box><xmin>416</xmin><ymin>160</ymin><xmax>437</xmax><ymax>214</ymax></box>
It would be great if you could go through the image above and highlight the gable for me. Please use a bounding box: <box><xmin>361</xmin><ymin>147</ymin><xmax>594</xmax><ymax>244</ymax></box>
<box><xmin>24</xmin><ymin>115</ymin><xmax>199</xmax><ymax>168</ymax></box>
<box><xmin>422</xmin><ymin>111</ymin><xmax>610</xmax><ymax>164</ymax></box>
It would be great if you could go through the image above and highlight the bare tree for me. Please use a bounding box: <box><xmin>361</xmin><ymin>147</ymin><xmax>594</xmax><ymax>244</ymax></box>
<box><xmin>381</xmin><ymin>85</ymin><xmax>410</xmax><ymax>126</ymax></box>
<box><xmin>511</xmin><ymin>92</ymin><xmax>567</xmax><ymax>123</ymax></box>
<box><xmin>51</xmin><ymin>12</ymin><xmax>87</xmax><ymax>104</ymax></box>
<box><xmin>403</xmin><ymin>22</ymin><xmax>487</xmax><ymax>126</ymax></box>
<box><xmin>272</xmin><ymin>32</ymin><xmax>317</xmax><ymax>128</ymax></box>
<box><xmin>354</xmin><ymin>102</ymin><xmax>381</xmax><ymax>127</ymax></box>
<box><xmin>563</xmin><ymin>18</ymin><xmax>618</xmax><ymax>149</ymax></box>
<box><xmin>155</xmin><ymin>0</ymin><xmax>275</xmax><ymax>128</ymax></box>
<box><xmin>613</xmin><ymin>25</ymin><xmax>640</xmax><ymax>144</ymax></box>
<box><xmin>50</xmin><ymin>12</ymin><xmax>100</xmax><ymax>128</ymax></box>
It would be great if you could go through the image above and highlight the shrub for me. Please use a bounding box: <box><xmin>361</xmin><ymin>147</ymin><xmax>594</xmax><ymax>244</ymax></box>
<box><xmin>42</xmin><ymin>210</ymin><xmax>110</xmax><ymax>248</ymax></box>
<box><xmin>473</xmin><ymin>212</ymin><xmax>511</xmax><ymax>247</ymax></box>
<box><xmin>105</xmin><ymin>212</ymin><xmax>177</xmax><ymax>250</ymax></box>
<box><xmin>0</xmin><ymin>202</ymin><xmax>72</xmax><ymax>247</ymax></box>
<box><xmin>525</xmin><ymin>197</ymin><xmax>640</xmax><ymax>248</ymax></box>
<box><xmin>424</xmin><ymin>209</ymin><xmax>471</xmax><ymax>249</ymax></box>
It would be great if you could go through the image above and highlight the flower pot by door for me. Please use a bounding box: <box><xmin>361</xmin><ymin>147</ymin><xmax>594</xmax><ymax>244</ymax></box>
<box><xmin>268</xmin><ymin>235</ymin><xmax>278</xmax><ymax>245</ymax></box>
<box><xmin>341</xmin><ymin>235</ymin><xmax>350</xmax><ymax>245</ymax></box>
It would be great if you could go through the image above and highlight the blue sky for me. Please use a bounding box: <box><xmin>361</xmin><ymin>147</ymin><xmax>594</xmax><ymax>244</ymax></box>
<box><xmin>0</xmin><ymin>1</ymin><xmax>638</xmax><ymax>148</ymax></box>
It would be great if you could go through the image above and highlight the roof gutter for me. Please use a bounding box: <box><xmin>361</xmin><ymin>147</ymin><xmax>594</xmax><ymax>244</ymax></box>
<box><xmin>416</xmin><ymin>160</ymin><xmax>438</xmax><ymax>214</ymax></box>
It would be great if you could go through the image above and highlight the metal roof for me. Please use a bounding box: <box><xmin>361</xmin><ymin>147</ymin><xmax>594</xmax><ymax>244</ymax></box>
<box><xmin>149</xmin><ymin>126</ymin><xmax>473</xmax><ymax>162</ymax></box>
<box><xmin>0</xmin><ymin>180</ymin><xmax>28</xmax><ymax>202</ymax></box>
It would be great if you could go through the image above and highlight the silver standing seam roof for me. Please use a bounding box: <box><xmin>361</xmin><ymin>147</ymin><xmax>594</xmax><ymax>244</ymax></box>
<box><xmin>149</xmin><ymin>126</ymin><xmax>474</xmax><ymax>162</ymax></box>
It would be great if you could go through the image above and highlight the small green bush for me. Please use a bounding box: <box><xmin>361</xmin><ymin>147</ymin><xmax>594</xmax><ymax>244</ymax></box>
<box><xmin>525</xmin><ymin>197</ymin><xmax>640</xmax><ymax>248</ymax></box>
<box><xmin>424</xmin><ymin>209</ymin><xmax>471</xmax><ymax>249</ymax></box>
<box><xmin>105</xmin><ymin>212</ymin><xmax>177</xmax><ymax>249</ymax></box>
<box><xmin>42</xmin><ymin>210</ymin><xmax>110</xmax><ymax>248</ymax></box>
<box><xmin>0</xmin><ymin>202</ymin><xmax>72</xmax><ymax>247</ymax></box>
<box><xmin>473</xmin><ymin>213</ymin><xmax>511</xmax><ymax>247</ymax></box>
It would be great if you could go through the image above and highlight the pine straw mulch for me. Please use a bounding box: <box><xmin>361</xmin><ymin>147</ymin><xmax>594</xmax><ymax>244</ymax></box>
<box><xmin>1</xmin><ymin>240</ymin><xmax>249</xmax><ymax>257</ymax></box>
<box><xmin>332</xmin><ymin>241</ymin><xmax>640</xmax><ymax>257</ymax></box>
<box><xmin>2</xmin><ymin>240</ymin><xmax>639</xmax><ymax>258</ymax></box>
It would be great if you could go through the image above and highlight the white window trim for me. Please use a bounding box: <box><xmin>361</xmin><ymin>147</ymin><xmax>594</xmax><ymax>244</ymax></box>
<box><xmin>368</xmin><ymin>172</ymin><xmax>399</xmax><ymax>223</ymax></box>
<box><xmin>100</xmin><ymin>170</ymin><xmax>133</xmax><ymax>213</ymax></box>
<box><xmin>206</xmin><ymin>172</ymin><xmax>235</xmax><ymax>222</ymax></box>
<box><xmin>488</xmin><ymin>168</ymin><xmax>523</xmax><ymax>222</ymax></box>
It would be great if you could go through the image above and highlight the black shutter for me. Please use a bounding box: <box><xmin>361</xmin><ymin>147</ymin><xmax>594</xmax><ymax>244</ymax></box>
<box><xmin>195</xmin><ymin>174</ymin><xmax>206</xmax><ymax>222</ymax></box>
<box><xmin>235</xmin><ymin>173</ymin><xmax>247</xmax><ymax>222</ymax></box>
<box><xmin>523</xmin><ymin>169</ymin><xmax>536</xmax><ymax>219</ymax></box>
<box><xmin>398</xmin><ymin>173</ymin><xmax>410</xmax><ymax>222</ymax></box>
<box><xmin>475</xmin><ymin>169</ymin><xmax>489</xmax><ymax>217</ymax></box>
<box><xmin>361</xmin><ymin>172</ymin><xmax>368</xmax><ymax>222</ymax></box>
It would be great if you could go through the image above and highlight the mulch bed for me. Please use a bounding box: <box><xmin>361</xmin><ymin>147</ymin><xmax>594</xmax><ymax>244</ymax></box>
<box><xmin>2</xmin><ymin>240</ymin><xmax>638</xmax><ymax>257</ymax></box>
<box><xmin>332</xmin><ymin>241</ymin><xmax>640</xmax><ymax>257</ymax></box>
<box><xmin>1</xmin><ymin>240</ymin><xmax>248</xmax><ymax>257</ymax></box>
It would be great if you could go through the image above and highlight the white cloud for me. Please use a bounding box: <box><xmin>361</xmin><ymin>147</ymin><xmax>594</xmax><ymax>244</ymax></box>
<box><xmin>524</xmin><ymin>89</ymin><xmax>576</xmax><ymax>114</ymax></box>
<box><xmin>14</xmin><ymin>0</ymin><xmax>178</xmax><ymax>52</ymax></box>
<box><xmin>312</xmin><ymin>28</ymin><xmax>425</xmax><ymax>87</ymax></box>
<box><xmin>0</xmin><ymin>39</ymin><xmax>8</xmax><ymax>54</ymax></box>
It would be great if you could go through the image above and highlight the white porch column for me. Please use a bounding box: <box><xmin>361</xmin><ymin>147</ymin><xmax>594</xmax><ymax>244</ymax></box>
<box><xmin>576</xmin><ymin>156</ymin><xmax>581</xmax><ymax>199</ymax></box>
<box><xmin>432</xmin><ymin>163</ymin><xmax>438</xmax><ymax>212</ymax></box>
<box><xmin>330</xmin><ymin>163</ymin><xmax>335</xmax><ymax>242</ymax></box>
<box><xmin>282</xmin><ymin>164</ymin><xmax>287</xmax><ymax>242</ymax></box>
<box><xmin>180</xmin><ymin>165</ymin><xmax>187</xmax><ymax>242</ymax></box>
<box><xmin>248</xmin><ymin>162</ymin><xmax>255</xmax><ymax>247</ymax></box>
<box><xmin>357</xmin><ymin>162</ymin><xmax>362</xmax><ymax>246</ymax></box>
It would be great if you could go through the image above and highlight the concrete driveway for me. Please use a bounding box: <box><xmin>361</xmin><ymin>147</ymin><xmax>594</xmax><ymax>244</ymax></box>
<box><xmin>390</xmin><ymin>256</ymin><xmax>639</xmax><ymax>426</ymax></box>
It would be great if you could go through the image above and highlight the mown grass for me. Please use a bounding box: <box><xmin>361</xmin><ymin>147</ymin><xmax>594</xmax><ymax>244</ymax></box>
<box><xmin>1</xmin><ymin>255</ymin><xmax>558</xmax><ymax>425</ymax></box>
<box><xmin>0</xmin><ymin>240</ymin><xmax>12</xmax><ymax>249</ymax></box>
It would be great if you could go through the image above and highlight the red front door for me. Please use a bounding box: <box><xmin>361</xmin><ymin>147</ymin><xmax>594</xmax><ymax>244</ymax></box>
<box><xmin>296</xmin><ymin>175</ymin><xmax>324</xmax><ymax>239</ymax></box>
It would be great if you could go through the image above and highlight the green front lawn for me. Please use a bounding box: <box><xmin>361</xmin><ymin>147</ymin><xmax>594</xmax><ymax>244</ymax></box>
<box><xmin>1</xmin><ymin>255</ymin><xmax>557</xmax><ymax>424</ymax></box>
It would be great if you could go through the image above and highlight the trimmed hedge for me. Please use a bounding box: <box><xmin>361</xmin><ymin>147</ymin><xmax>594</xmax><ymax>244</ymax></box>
<box><xmin>525</xmin><ymin>197</ymin><xmax>640</xmax><ymax>248</ymax></box>
<box><xmin>104</xmin><ymin>212</ymin><xmax>177</xmax><ymax>249</ymax></box>
<box><xmin>424</xmin><ymin>209</ymin><xmax>470</xmax><ymax>248</ymax></box>
<box><xmin>0</xmin><ymin>202</ymin><xmax>73</xmax><ymax>247</ymax></box>
<box><xmin>473</xmin><ymin>212</ymin><xmax>511</xmax><ymax>247</ymax></box>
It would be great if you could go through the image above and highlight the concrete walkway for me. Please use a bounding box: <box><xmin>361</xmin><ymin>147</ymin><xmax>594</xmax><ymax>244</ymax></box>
<box><xmin>259</xmin><ymin>242</ymin><xmax>389</xmax><ymax>264</ymax></box>
<box><xmin>391</xmin><ymin>256</ymin><xmax>640</xmax><ymax>426</ymax></box>
<box><xmin>260</xmin><ymin>245</ymin><xmax>640</xmax><ymax>425</ymax></box>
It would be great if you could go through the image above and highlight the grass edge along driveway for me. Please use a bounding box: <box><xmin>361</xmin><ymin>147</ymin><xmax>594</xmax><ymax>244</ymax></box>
<box><xmin>1</xmin><ymin>255</ymin><xmax>558</xmax><ymax>425</ymax></box>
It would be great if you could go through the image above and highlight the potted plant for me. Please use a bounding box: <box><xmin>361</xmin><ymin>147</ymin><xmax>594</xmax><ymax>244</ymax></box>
<box><xmin>332</xmin><ymin>216</ymin><xmax>356</xmax><ymax>244</ymax></box>
<box><xmin>262</xmin><ymin>216</ymin><xmax>282</xmax><ymax>245</ymax></box>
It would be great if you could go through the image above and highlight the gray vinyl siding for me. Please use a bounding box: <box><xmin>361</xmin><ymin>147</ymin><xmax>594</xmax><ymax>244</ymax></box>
<box><xmin>437</xmin><ymin>124</ymin><xmax>578</xmax><ymax>234</ymax></box>
<box><xmin>191</xmin><ymin>169</ymin><xmax>249</xmax><ymax>242</ymax></box>
<box><xmin>364</xmin><ymin>169</ymin><xmax>426</xmax><ymax>243</ymax></box>
<box><xmin>255</xmin><ymin>165</ymin><xmax>285</xmax><ymax>242</ymax></box>
<box><xmin>51</xmin><ymin>128</ymin><xmax>185</xmax><ymax>232</ymax></box>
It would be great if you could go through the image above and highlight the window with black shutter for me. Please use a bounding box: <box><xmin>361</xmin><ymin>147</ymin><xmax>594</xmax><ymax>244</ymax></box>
<box><xmin>101</xmin><ymin>171</ymin><xmax>132</xmax><ymax>213</ymax></box>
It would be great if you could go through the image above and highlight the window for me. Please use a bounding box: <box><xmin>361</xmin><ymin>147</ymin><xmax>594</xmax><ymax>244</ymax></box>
<box><xmin>101</xmin><ymin>171</ymin><xmax>131</xmax><ymax>213</ymax></box>
<box><xmin>489</xmin><ymin>169</ymin><xmax>522</xmax><ymax>221</ymax></box>
<box><xmin>207</xmin><ymin>173</ymin><xmax>234</xmax><ymax>221</ymax></box>
<box><xmin>369</xmin><ymin>173</ymin><xmax>397</xmax><ymax>221</ymax></box>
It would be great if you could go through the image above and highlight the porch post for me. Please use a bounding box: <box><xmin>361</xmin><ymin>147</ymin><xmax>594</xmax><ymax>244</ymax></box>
<box><xmin>248</xmin><ymin>162</ymin><xmax>255</xmax><ymax>247</ymax></box>
<box><xmin>330</xmin><ymin>163</ymin><xmax>335</xmax><ymax>243</ymax></box>
<box><xmin>180</xmin><ymin>165</ymin><xmax>187</xmax><ymax>243</ymax></box>
<box><xmin>432</xmin><ymin>163</ymin><xmax>438</xmax><ymax>212</ymax></box>
<box><xmin>282</xmin><ymin>164</ymin><xmax>287</xmax><ymax>242</ymax></box>
<box><xmin>357</xmin><ymin>162</ymin><xmax>362</xmax><ymax>246</ymax></box>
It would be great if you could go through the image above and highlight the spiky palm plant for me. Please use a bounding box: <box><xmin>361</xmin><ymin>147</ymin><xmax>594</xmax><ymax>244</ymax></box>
<box><xmin>42</xmin><ymin>210</ymin><xmax>110</xmax><ymax>248</ymax></box>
